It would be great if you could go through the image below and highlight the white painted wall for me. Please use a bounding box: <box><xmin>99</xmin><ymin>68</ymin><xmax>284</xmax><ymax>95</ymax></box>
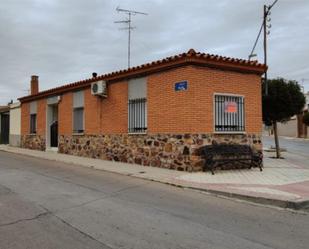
<box><xmin>305</xmin><ymin>93</ymin><xmax>309</xmax><ymax>110</ymax></box>
<box><xmin>9</xmin><ymin>102</ymin><xmax>21</xmax><ymax>146</ymax></box>
<box><xmin>277</xmin><ymin>119</ymin><xmax>297</xmax><ymax>137</ymax></box>
<box><xmin>9</xmin><ymin>103</ymin><xmax>21</xmax><ymax>135</ymax></box>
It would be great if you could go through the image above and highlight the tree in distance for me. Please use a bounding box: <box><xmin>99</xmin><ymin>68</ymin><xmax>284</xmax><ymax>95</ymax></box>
<box><xmin>263</xmin><ymin>78</ymin><xmax>306</xmax><ymax>158</ymax></box>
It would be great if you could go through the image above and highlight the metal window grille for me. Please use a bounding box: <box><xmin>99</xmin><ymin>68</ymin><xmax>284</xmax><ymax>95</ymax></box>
<box><xmin>30</xmin><ymin>114</ymin><xmax>37</xmax><ymax>134</ymax></box>
<box><xmin>128</xmin><ymin>98</ymin><xmax>147</xmax><ymax>133</ymax></box>
<box><xmin>215</xmin><ymin>95</ymin><xmax>245</xmax><ymax>132</ymax></box>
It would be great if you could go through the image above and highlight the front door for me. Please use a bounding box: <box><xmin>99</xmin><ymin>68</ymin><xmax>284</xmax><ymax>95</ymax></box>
<box><xmin>0</xmin><ymin>113</ymin><xmax>10</xmax><ymax>144</ymax></box>
<box><xmin>50</xmin><ymin>105</ymin><xmax>58</xmax><ymax>147</ymax></box>
<box><xmin>50</xmin><ymin>121</ymin><xmax>58</xmax><ymax>147</ymax></box>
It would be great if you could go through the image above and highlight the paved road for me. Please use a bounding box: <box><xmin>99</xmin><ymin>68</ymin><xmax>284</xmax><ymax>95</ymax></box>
<box><xmin>263</xmin><ymin>135</ymin><xmax>309</xmax><ymax>168</ymax></box>
<box><xmin>263</xmin><ymin>135</ymin><xmax>309</xmax><ymax>158</ymax></box>
<box><xmin>0</xmin><ymin>151</ymin><xmax>308</xmax><ymax>249</ymax></box>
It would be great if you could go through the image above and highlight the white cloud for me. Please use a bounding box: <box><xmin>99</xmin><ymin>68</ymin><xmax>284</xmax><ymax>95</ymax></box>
<box><xmin>0</xmin><ymin>0</ymin><xmax>309</xmax><ymax>104</ymax></box>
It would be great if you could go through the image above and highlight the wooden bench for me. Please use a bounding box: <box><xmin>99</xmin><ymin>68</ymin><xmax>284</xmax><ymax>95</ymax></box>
<box><xmin>200</xmin><ymin>144</ymin><xmax>263</xmax><ymax>175</ymax></box>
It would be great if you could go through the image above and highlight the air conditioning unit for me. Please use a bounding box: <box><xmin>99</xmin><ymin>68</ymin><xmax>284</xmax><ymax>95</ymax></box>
<box><xmin>91</xmin><ymin>80</ymin><xmax>107</xmax><ymax>97</ymax></box>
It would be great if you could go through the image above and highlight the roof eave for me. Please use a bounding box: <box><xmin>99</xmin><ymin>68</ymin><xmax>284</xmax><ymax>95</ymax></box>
<box><xmin>18</xmin><ymin>57</ymin><xmax>266</xmax><ymax>103</ymax></box>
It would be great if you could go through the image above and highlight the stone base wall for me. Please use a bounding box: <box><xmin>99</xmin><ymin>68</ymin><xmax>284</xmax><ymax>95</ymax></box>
<box><xmin>21</xmin><ymin>135</ymin><xmax>46</xmax><ymax>151</ymax></box>
<box><xmin>58</xmin><ymin>133</ymin><xmax>262</xmax><ymax>172</ymax></box>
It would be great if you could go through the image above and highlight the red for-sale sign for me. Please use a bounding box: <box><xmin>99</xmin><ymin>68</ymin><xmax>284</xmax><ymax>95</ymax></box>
<box><xmin>224</xmin><ymin>102</ymin><xmax>237</xmax><ymax>113</ymax></box>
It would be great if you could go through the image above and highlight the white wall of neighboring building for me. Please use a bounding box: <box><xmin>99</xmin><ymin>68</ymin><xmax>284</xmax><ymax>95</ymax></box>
<box><xmin>276</xmin><ymin>92</ymin><xmax>309</xmax><ymax>138</ymax></box>
<box><xmin>277</xmin><ymin>118</ymin><xmax>298</xmax><ymax>137</ymax></box>
<box><xmin>9</xmin><ymin>102</ymin><xmax>21</xmax><ymax>147</ymax></box>
<box><xmin>305</xmin><ymin>92</ymin><xmax>309</xmax><ymax>111</ymax></box>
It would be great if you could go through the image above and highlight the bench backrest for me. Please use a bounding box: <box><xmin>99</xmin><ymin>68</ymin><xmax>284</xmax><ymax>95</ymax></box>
<box><xmin>201</xmin><ymin>144</ymin><xmax>253</xmax><ymax>158</ymax></box>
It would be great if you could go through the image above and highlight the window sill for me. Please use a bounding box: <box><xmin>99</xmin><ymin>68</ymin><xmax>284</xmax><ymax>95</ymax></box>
<box><xmin>128</xmin><ymin>132</ymin><xmax>147</xmax><ymax>135</ymax></box>
<box><xmin>214</xmin><ymin>131</ymin><xmax>246</xmax><ymax>135</ymax></box>
<box><xmin>72</xmin><ymin>133</ymin><xmax>84</xmax><ymax>136</ymax></box>
<box><xmin>28</xmin><ymin>133</ymin><xmax>37</xmax><ymax>136</ymax></box>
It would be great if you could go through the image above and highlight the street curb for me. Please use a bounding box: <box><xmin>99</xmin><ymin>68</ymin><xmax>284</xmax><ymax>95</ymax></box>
<box><xmin>185</xmin><ymin>187</ymin><xmax>309</xmax><ymax>211</ymax></box>
<box><xmin>128</xmin><ymin>175</ymin><xmax>309</xmax><ymax>212</ymax></box>
<box><xmin>1</xmin><ymin>147</ymin><xmax>309</xmax><ymax>212</ymax></box>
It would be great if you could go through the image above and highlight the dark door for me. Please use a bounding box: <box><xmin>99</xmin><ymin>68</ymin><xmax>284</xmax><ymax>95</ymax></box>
<box><xmin>50</xmin><ymin>121</ymin><xmax>58</xmax><ymax>147</ymax></box>
<box><xmin>1</xmin><ymin>113</ymin><xmax>10</xmax><ymax>144</ymax></box>
<box><xmin>297</xmin><ymin>114</ymin><xmax>307</xmax><ymax>138</ymax></box>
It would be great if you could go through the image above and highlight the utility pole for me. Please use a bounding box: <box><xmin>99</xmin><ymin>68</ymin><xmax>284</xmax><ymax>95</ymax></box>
<box><xmin>263</xmin><ymin>4</ymin><xmax>268</xmax><ymax>95</ymax></box>
<box><xmin>248</xmin><ymin>0</ymin><xmax>278</xmax><ymax>95</ymax></box>
<box><xmin>115</xmin><ymin>7</ymin><xmax>148</xmax><ymax>68</ymax></box>
<box><xmin>263</xmin><ymin>0</ymin><xmax>278</xmax><ymax>95</ymax></box>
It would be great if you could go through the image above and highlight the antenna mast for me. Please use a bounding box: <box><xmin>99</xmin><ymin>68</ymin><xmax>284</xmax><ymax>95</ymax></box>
<box><xmin>115</xmin><ymin>7</ymin><xmax>148</xmax><ymax>68</ymax></box>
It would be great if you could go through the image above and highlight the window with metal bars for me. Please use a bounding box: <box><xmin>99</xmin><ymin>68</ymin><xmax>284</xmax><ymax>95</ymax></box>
<box><xmin>214</xmin><ymin>95</ymin><xmax>245</xmax><ymax>132</ymax></box>
<box><xmin>128</xmin><ymin>98</ymin><xmax>147</xmax><ymax>133</ymax></box>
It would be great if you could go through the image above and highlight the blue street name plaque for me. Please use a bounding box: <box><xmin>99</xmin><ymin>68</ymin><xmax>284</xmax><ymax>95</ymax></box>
<box><xmin>175</xmin><ymin>81</ymin><xmax>188</xmax><ymax>91</ymax></box>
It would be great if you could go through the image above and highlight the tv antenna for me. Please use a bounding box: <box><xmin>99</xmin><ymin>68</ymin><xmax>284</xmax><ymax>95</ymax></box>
<box><xmin>23</xmin><ymin>89</ymin><xmax>30</xmax><ymax>95</ymax></box>
<box><xmin>115</xmin><ymin>7</ymin><xmax>148</xmax><ymax>68</ymax></box>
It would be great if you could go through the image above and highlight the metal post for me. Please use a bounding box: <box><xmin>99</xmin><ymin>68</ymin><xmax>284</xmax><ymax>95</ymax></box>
<box><xmin>128</xmin><ymin>12</ymin><xmax>131</xmax><ymax>68</ymax></box>
<box><xmin>248</xmin><ymin>1</ymin><xmax>279</xmax><ymax>95</ymax></box>
<box><xmin>115</xmin><ymin>7</ymin><xmax>148</xmax><ymax>69</ymax></box>
<box><xmin>263</xmin><ymin>4</ymin><xmax>268</xmax><ymax>96</ymax></box>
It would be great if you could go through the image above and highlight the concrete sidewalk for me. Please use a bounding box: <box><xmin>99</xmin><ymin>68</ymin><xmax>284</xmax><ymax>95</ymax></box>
<box><xmin>1</xmin><ymin>145</ymin><xmax>309</xmax><ymax>211</ymax></box>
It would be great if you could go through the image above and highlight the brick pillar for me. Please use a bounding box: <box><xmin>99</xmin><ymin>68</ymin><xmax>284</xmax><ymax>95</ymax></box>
<box><xmin>30</xmin><ymin>75</ymin><xmax>39</xmax><ymax>95</ymax></box>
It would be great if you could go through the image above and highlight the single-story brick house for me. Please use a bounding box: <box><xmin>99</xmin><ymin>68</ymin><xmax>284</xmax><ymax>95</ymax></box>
<box><xmin>18</xmin><ymin>49</ymin><xmax>266</xmax><ymax>171</ymax></box>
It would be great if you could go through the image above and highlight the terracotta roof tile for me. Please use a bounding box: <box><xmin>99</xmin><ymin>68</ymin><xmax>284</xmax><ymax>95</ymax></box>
<box><xmin>19</xmin><ymin>49</ymin><xmax>266</xmax><ymax>102</ymax></box>
<box><xmin>0</xmin><ymin>105</ymin><xmax>9</xmax><ymax>113</ymax></box>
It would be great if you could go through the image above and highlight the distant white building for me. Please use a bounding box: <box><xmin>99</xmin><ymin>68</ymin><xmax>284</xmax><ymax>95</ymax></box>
<box><xmin>0</xmin><ymin>102</ymin><xmax>21</xmax><ymax>146</ymax></box>
<box><xmin>277</xmin><ymin>92</ymin><xmax>309</xmax><ymax>138</ymax></box>
<box><xmin>9</xmin><ymin>102</ymin><xmax>21</xmax><ymax>147</ymax></box>
<box><xmin>305</xmin><ymin>92</ymin><xmax>309</xmax><ymax>111</ymax></box>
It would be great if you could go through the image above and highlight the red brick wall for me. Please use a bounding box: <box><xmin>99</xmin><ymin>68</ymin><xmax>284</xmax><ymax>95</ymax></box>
<box><xmin>21</xmin><ymin>103</ymin><xmax>29</xmax><ymax>135</ymax></box>
<box><xmin>84</xmin><ymin>88</ymin><xmax>101</xmax><ymax>134</ymax></box>
<box><xmin>58</xmin><ymin>92</ymin><xmax>73</xmax><ymax>135</ymax></box>
<box><xmin>58</xmin><ymin>81</ymin><xmax>128</xmax><ymax>135</ymax></box>
<box><xmin>148</xmin><ymin>66</ymin><xmax>262</xmax><ymax>133</ymax></box>
<box><xmin>21</xmin><ymin>99</ymin><xmax>46</xmax><ymax>135</ymax></box>
<box><xmin>99</xmin><ymin>80</ymin><xmax>128</xmax><ymax>134</ymax></box>
<box><xmin>21</xmin><ymin>65</ymin><xmax>262</xmax><ymax>136</ymax></box>
<box><xmin>83</xmin><ymin>81</ymin><xmax>128</xmax><ymax>134</ymax></box>
<box><xmin>37</xmin><ymin>99</ymin><xmax>46</xmax><ymax>135</ymax></box>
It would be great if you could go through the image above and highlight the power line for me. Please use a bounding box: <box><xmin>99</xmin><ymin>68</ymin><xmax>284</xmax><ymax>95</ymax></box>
<box><xmin>248</xmin><ymin>0</ymin><xmax>278</xmax><ymax>60</ymax></box>
<box><xmin>248</xmin><ymin>0</ymin><xmax>279</xmax><ymax>96</ymax></box>
<box><xmin>269</xmin><ymin>0</ymin><xmax>279</xmax><ymax>10</ymax></box>
<box><xmin>115</xmin><ymin>7</ymin><xmax>148</xmax><ymax>68</ymax></box>
<box><xmin>248</xmin><ymin>21</ymin><xmax>263</xmax><ymax>60</ymax></box>
<box><xmin>263</xmin><ymin>0</ymin><xmax>279</xmax><ymax>95</ymax></box>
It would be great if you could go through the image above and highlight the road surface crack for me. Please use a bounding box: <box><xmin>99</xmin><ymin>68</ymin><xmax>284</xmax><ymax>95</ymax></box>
<box><xmin>52</xmin><ymin>212</ymin><xmax>115</xmax><ymax>249</ymax></box>
<box><xmin>52</xmin><ymin>182</ymin><xmax>151</xmax><ymax>213</ymax></box>
<box><xmin>0</xmin><ymin>211</ymin><xmax>50</xmax><ymax>227</ymax></box>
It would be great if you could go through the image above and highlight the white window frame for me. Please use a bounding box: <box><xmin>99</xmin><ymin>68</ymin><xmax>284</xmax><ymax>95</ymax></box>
<box><xmin>128</xmin><ymin>78</ymin><xmax>147</xmax><ymax>134</ymax></box>
<box><xmin>30</xmin><ymin>113</ymin><xmax>37</xmax><ymax>134</ymax></box>
<box><xmin>29</xmin><ymin>101</ymin><xmax>37</xmax><ymax>134</ymax></box>
<box><xmin>213</xmin><ymin>93</ymin><xmax>246</xmax><ymax>134</ymax></box>
<box><xmin>128</xmin><ymin>98</ymin><xmax>147</xmax><ymax>134</ymax></box>
<box><xmin>72</xmin><ymin>91</ymin><xmax>85</xmax><ymax>134</ymax></box>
